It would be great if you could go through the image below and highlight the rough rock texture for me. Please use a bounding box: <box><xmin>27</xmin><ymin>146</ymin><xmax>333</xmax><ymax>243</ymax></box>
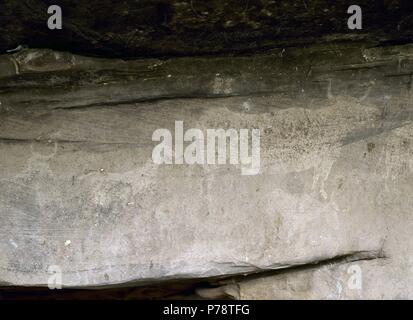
<box><xmin>1</xmin><ymin>0</ymin><xmax>413</xmax><ymax>57</ymax></box>
<box><xmin>236</xmin><ymin>259</ymin><xmax>410</xmax><ymax>299</ymax></box>
<box><xmin>0</xmin><ymin>42</ymin><xmax>412</xmax><ymax>299</ymax></box>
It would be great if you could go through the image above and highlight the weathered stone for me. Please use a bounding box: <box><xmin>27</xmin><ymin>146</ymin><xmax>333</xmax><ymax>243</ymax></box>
<box><xmin>0</xmin><ymin>44</ymin><xmax>412</xmax><ymax>297</ymax></box>
<box><xmin>236</xmin><ymin>258</ymin><xmax>412</xmax><ymax>299</ymax></box>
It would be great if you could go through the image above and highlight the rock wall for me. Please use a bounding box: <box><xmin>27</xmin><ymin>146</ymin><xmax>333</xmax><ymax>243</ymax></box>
<box><xmin>0</xmin><ymin>42</ymin><xmax>412</xmax><ymax>298</ymax></box>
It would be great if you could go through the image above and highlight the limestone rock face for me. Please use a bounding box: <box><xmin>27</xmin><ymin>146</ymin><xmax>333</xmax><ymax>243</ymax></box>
<box><xmin>0</xmin><ymin>43</ymin><xmax>412</xmax><ymax>298</ymax></box>
<box><xmin>236</xmin><ymin>258</ymin><xmax>412</xmax><ymax>300</ymax></box>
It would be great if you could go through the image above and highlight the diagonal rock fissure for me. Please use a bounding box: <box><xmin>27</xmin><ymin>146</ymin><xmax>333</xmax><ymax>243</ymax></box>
<box><xmin>0</xmin><ymin>250</ymin><xmax>387</xmax><ymax>300</ymax></box>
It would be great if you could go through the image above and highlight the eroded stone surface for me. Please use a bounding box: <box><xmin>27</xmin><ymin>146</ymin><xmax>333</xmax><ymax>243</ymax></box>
<box><xmin>0</xmin><ymin>45</ymin><xmax>412</xmax><ymax>295</ymax></box>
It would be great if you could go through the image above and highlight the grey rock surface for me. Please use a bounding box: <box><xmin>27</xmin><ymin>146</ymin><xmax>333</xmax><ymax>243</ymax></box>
<box><xmin>235</xmin><ymin>258</ymin><xmax>412</xmax><ymax>299</ymax></box>
<box><xmin>0</xmin><ymin>44</ymin><xmax>412</xmax><ymax>297</ymax></box>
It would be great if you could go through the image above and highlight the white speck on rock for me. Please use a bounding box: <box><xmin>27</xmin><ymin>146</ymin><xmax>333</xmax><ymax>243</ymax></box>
<box><xmin>64</xmin><ymin>240</ymin><xmax>71</xmax><ymax>246</ymax></box>
<box><xmin>9</xmin><ymin>239</ymin><xmax>18</xmax><ymax>248</ymax></box>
